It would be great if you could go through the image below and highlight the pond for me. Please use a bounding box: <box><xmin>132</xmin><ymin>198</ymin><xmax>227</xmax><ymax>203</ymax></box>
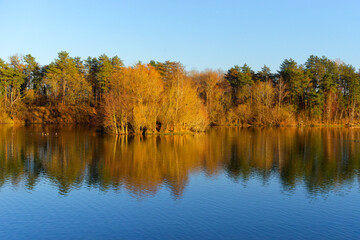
<box><xmin>0</xmin><ymin>126</ymin><xmax>360</xmax><ymax>239</ymax></box>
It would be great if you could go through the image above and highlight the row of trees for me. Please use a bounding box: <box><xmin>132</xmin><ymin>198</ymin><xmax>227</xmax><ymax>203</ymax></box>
<box><xmin>0</xmin><ymin>52</ymin><xmax>360</xmax><ymax>134</ymax></box>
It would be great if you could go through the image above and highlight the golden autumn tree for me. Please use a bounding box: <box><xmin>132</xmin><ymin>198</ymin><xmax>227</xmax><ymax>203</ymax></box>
<box><xmin>252</xmin><ymin>81</ymin><xmax>275</xmax><ymax>125</ymax></box>
<box><xmin>192</xmin><ymin>69</ymin><xmax>232</xmax><ymax>125</ymax></box>
<box><xmin>152</xmin><ymin>61</ymin><xmax>209</xmax><ymax>132</ymax></box>
<box><xmin>103</xmin><ymin>64</ymin><xmax>163</xmax><ymax>134</ymax></box>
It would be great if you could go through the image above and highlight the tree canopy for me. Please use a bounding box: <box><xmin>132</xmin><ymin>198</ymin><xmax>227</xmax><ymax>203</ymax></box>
<box><xmin>0</xmin><ymin>52</ymin><xmax>360</xmax><ymax>131</ymax></box>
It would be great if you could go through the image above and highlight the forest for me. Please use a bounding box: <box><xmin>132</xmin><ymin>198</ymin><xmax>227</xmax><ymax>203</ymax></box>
<box><xmin>0</xmin><ymin>52</ymin><xmax>359</xmax><ymax>134</ymax></box>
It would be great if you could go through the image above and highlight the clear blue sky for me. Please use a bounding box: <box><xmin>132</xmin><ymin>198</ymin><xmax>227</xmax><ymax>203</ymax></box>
<box><xmin>0</xmin><ymin>0</ymin><xmax>359</xmax><ymax>72</ymax></box>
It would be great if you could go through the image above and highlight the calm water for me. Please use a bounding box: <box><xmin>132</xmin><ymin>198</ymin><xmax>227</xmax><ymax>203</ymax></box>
<box><xmin>1</xmin><ymin>126</ymin><xmax>360</xmax><ymax>239</ymax></box>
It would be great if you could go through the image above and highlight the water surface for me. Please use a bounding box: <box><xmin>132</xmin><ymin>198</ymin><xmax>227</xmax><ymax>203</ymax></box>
<box><xmin>1</xmin><ymin>126</ymin><xmax>360</xmax><ymax>239</ymax></box>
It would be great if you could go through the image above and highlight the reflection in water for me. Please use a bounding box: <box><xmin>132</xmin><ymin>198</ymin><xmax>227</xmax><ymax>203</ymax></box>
<box><xmin>1</xmin><ymin>126</ymin><xmax>360</xmax><ymax>198</ymax></box>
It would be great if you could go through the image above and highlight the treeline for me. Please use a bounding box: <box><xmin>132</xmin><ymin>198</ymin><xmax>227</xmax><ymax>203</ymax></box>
<box><xmin>0</xmin><ymin>52</ymin><xmax>360</xmax><ymax>134</ymax></box>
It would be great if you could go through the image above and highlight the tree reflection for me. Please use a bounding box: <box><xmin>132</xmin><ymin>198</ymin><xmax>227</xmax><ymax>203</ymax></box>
<box><xmin>1</xmin><ymin>126</ymin><xmax>360</xmax><ymax>198</ymax></box>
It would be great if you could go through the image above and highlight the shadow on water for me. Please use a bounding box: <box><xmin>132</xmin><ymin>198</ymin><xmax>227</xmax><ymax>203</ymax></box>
<box><xmin>1</xmin><ymin>125</ymin><xmax>360</xmax><ymax>199</ymax></box>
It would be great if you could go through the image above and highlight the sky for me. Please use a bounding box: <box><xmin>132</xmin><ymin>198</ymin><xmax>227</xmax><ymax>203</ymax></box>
<box><xmin>0</xmin><ymin>0</ymin><xmax>359</xmax><ymax>72</ymax></box>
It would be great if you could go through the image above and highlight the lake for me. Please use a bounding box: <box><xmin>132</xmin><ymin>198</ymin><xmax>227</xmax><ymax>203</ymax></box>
<box><xmin>0</xmin><ymin>126</ymin><xmax>360</xmax><ymax>239</ymax></box>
